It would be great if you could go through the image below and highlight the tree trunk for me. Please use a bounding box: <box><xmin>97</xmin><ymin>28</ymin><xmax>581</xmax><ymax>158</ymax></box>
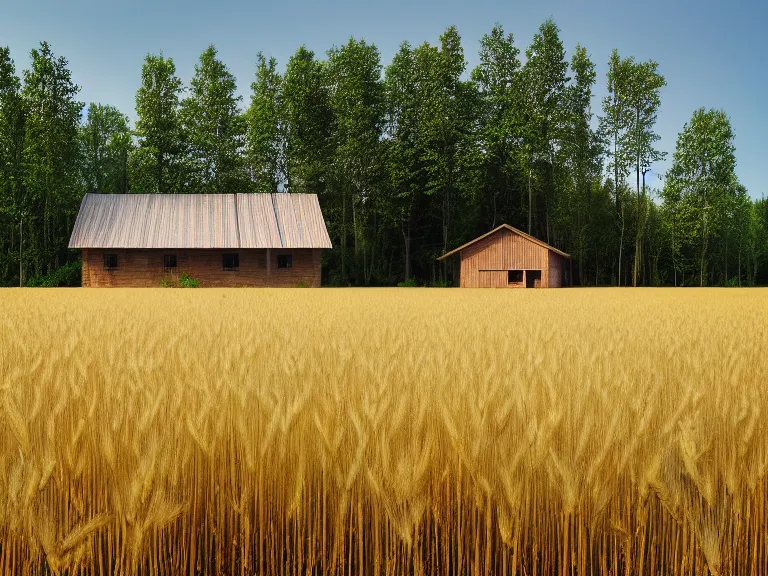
<box><xmin>341</xmin><ymin>189</ymin><xmax>347</xmax><ymax>285</ymax></box>
<box><xmin>442</xmin><ymin>183</ymin><xmax>450</xmax><ymax>281</ymax></box>
<box><xmin>364</xmin><ymin>213</ymin><xmax>377</xmax><ymax>286</ymax></box>
<box><xmin>492</xmin><ymin>186</ymin><xmax>497</xmax><ymax>228</ymax></box>
<box><xmin>403</xmin><ymin>226</ymin><xmax>411</xmax><ymax>282</ymax></box>
<box><xmin>672</xmin><ymin>211</ymin><xmax>677</xmax><ymax>287</ymax></box>
<box><xmin>596</xmin><ymin>254</ymin><xmax>599</xmax><ymax>287</ymax></box>
<box><xmin>352</xmin><ymin>196</ymin><xmax>359</xmax><ymax>282</ymax></box>
<box><xmin>618</xmin><ymin>203</ymin><xmax>625</xmax><ymax>287</ymax></box>
<box><xmin>527</xmin><ymin>168</ymin><xmax>532</xmax><ymax>235</ymax></box>
<box><xmin>442</xmin><ymin>187</ymin><xmax>449</xmax><ymax>255</ymax></box>
<box><xmin>614</xmin><ymin>137</ymin><xmax>622</xmax><ymax>287</ymax></box>
<box><xmin>633</xmin><ymin>153</ymin><xmax>639</xmax><ymax>286</ymax></box>
<box><xmin>19</xmin><ymin>218</ymin><xmax>23</xmax><ymax>287</ymax></box>
<box><xmin>700</xmin><ymin>204</ymin><xmax>707</xmax><ymax>287</ymax></box>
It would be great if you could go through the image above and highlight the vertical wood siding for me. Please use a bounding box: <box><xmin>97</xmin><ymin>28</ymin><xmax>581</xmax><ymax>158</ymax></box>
<box><xmin>548</xmin><ymin>251</ymin><xmax>563</xmax><ymax>288</ymax></box>
<box><xmin>458</xmin><ymin>228</ymin><xmax>566</xmax><ymax>288</ymax></box>
<box><xmin>82</xmin><ymin>249</ymin><xmax>322</xmax><ymax>288</ymax></box>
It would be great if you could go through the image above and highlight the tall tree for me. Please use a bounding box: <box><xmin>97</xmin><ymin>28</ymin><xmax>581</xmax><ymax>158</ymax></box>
<box><xmin>599</xmin><ymin>50</ymin><xmax>633</xmax><ymax>285</ymax></box>
<box><xmin>131</xmin><ymin>53</ymin><xmax>185</xmax><ymax>194</ymax></box>
<box><xmin>281</xmin><ymin>46</ymin><xmax>334</xmax><ymax>195</ymax></box>
<box><xmin>471</xmin><ymin>24</ymin><xmax>524</xmax><ymax>229</ymax></box>
<box><xmin>730</xmin><ymin>184</ymin><xmax>752</xmax><ymax>286</ymax></box>
<box><xmin>181</xmin><ymin>45</ymin><xmax>247</xmax><ymax>194</ymax></box>
<box><xmin>560</xmin><ymin>45</ymin><xmax>603</xmax><ymax>283</ymax></box>
<box><xmin>81</xmin><ymin>103</ymin><xmax>131</xmax><ymax>194</ymax></box>
<box><xmin>416</xmin><ymin>26</ymin><xmax>478</xmax><ymax>265</ymax></box>
<box><xmin>663</xmin><ymin>108</ymin><xmax>737</xmax><ymax>286</ymax></box>
<box><xmin>0</xmin><ymin>47</ymin><xmax>26</xmax><ymax>285</ymax></box>
<box><xmin>385</xmin><ymin>42</ymin><xmax>423</xmax><ymax>283</ymax></box>
<box><xmin>624</xmin><ymin>59</ymin><xmax>665</xmax><ymax>285</ymax></box>
<box><xmin>327</xmin><ymin>38</ymin><xmax>385</xmax><ymax>285</ymax></box>
<box><xmin>245</xmin><ymin>53</ymin><xmax>284</xmax><ymax>194</ymax></box>
<box><xmin>753</xmin><ymin>196</ymin><xmax>768</xmax><ymax>284</ymax></box>
<box><xmin>21</xmin><ymin>42</ymin><xmax>84</xmax><ymax>280</ymax></box>
<box><xmin>520</xmin><ymin>19</ymin><xmax>569</xmax><ymax>242</ymax></box>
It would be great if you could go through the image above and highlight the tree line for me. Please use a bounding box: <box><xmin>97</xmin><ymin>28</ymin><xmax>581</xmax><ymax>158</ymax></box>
<box><xmin>1</xmin><ymin>20</ymin><xmax>766</xmax><ymax>287</ymax></box>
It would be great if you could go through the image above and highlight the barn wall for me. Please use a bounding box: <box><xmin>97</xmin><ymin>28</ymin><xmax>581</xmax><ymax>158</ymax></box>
<box><xmin>548</xmin><ymin>252</ymin><xmax>563</xmax><ymax>288</ymax></box>
<box><xmin>81</xmin><ymin>249</ymin><xmax>322</xmax><ymax>288</ymax></box>
<box><xmin>459</xmin><ymin>229</ymin><xmax>551</xmax><ymax>288</ymax></box>
<box><xmin>477</xmin><ymin>270</ymin><xmax>510</xmax><ymax>288</ymax></box>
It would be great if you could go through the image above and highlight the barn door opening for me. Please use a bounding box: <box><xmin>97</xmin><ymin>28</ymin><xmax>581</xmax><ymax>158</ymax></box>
<box><xmin>526</xmin><ymin>270</ymin><xmax>542</xmax><ymax>288</ymax></box>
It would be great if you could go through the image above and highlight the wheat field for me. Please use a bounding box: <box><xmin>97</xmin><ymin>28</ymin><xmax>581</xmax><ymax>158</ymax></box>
<box><xmin>0</xmin><ymin>288</ymin><xmax>766</xmax><ymax>575</ymax></box>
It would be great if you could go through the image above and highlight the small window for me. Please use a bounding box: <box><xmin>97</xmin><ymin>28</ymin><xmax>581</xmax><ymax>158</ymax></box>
<box><xmin>277</xmin><ymin>254</ymin><xmax>292</xmax><ymax>269</ymax></box>
<box><xmin>508</xmin><ymin>270</ymin><xmax>523</xmax><ymax>283</ymax></box>
<box><xmin>103</xmin><ymin>254</ymin><xmax>118</xmax><ymax>270</ymax></box>
<box><xmin>164</xmin><ymin>254</ymin><xmax>177</xmax><ymax>273</ymax></box>
<box><xmin>223</xmin><ymin>253</ymin><xmax>239</xmax><ymax>271</ymax></box>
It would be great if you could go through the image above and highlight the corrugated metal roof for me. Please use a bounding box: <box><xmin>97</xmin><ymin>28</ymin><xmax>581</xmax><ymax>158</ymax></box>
<box><xmin>236</xmin><ymin>193</ymin><xmax>283</xmax><ymax>248</ymax></box>
<box><xmin>271</xmin><ymin>193</ymin><xmax>334</xmax><ymax>248</ymax></box>
<box><xmin>69</xmin><ymin>193</ymin><xmax>332</xmax><ymax>249</ymax></box>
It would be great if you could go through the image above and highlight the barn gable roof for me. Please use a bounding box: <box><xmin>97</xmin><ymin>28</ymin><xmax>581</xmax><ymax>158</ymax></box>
<box><xmin>436</xmin><ymin>224</ymin><xmax>570</xmax><ymax>261</ymax></box>
<box><xmin>68</xmin><ymin>193</ymin><xmax>332</xmax><ymax>249</ymax></box>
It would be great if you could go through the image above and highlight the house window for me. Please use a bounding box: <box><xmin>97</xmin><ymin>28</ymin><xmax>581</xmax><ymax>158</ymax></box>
<box><xmin>277</xmin><ymin>254</ymin><xmax>292</xmax><ymax>269</ymax></box>
<box><xmin>164</xmin><ymin>254</ymin><xmax>177</xmax><ymax>273</ymax></box>
<box><xmin>508</xmin><ymin>270</ymin><xmax>523</xmax><ymax>283</ymax></box>
<box><xmin>223</xmin><ymin>253</ymin><xmax>240</xmax><ymax>271</ymax></box>
<box><xmin>103</xmin><ymin>254</ymin><xmax>118</xmax><ymax>270</ymax></box>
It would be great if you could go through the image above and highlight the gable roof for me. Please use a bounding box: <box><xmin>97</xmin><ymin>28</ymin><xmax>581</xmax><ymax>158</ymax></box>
<box><xmin>68</xmin><ymin>193</ymin><xmax>332</xmax><ymax>250</ymax></box>
<box><xmin>436</xmin><ymin>224</ymin><xmax>570</xmax><ymax>261</ymax></box>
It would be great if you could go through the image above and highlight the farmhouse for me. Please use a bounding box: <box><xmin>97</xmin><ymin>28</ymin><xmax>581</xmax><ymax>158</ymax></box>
<box><xmin>437</xmin><ymin>224</ymin><xmax>571</xmax><ymax>288</ymax></box>
<box><xmin>68</xmin><ymin>193</ymin><xmax>332</xmax><ymax>287</ymax></box>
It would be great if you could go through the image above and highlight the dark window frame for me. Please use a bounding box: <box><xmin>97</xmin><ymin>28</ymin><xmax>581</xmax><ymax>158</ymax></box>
<box><xmin>223</xmin><ymin>253</ymin><xmax>240</xmax><ymax>271</ymax></box>
<box><xmin>103</xmin><ymin>253</ymin><xmax>118</xmax><ymax>271</ymax></box>
<box><xmin>508</xmin><ymin>270</ymin><xmax>523</xmax><ymax>284</ymax></box>
<box><xmin>277</xmin><ymin>254</ymin><xmax>292</xmax><ymax>269</ymax></box>
<box><xmin>164</xmin><ymin>254</ymin><xmax>177</xmax><ymax>273</ymax></box>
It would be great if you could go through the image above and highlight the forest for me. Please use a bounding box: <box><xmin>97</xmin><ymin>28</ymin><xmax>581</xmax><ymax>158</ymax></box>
<box><xmin>1</xmin><ymin>19</ymin><xmax>766</xmax><ymax>287</ymax></box>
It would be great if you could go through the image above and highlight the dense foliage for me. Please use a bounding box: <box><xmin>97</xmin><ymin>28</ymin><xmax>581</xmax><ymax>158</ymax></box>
<box><xmin>0</xmin><ymin>22</ymin><xmax>765</xmax><ymax>287</ymax></box>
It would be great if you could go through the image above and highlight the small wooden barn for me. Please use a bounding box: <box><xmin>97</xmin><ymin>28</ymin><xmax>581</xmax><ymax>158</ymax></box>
<box><xmin>68</xmin><ymin>193</ymin><xmax>332</xmax><ymax>287</ymax></box>
<box><xmin>437</xmin><ymin>224</ymin><xmax>570</xmax><ymax>288</ymax></box>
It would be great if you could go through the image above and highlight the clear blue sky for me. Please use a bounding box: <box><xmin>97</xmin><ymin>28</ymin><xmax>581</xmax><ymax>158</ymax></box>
<box><xmin>1</xmin><ymin>0</ymin><xmax>765</xmax><ymax>198</ymax></box>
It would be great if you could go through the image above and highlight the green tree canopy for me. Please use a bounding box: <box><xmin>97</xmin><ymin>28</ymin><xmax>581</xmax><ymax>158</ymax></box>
<box><xmin>81</xmin><ymin>103</ymin><xmax>131</xmax><ymax>194</ymax></box>
<box><xmin>662</xmin><ymin>108</ymin><xmax>737</xmax><ymax>286</ymax></box>
<box><xmin>246</xmin><ymin>53</ymin><xmax>284</xmax><ymax>194</ymax></box>
<box><xmin>181</xmin><ymin>45</ymin><xmax>247</xmax><ymax>194</ymax></box>
<box><xmin>131</xmin><ymin>53</ymin><xmax>185</xmax><ymax>194</ymax></box>
<box><xmin>21</xmin><ymin>42</ymin><xmax>84</xmax><ymax>279</ymax></box>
